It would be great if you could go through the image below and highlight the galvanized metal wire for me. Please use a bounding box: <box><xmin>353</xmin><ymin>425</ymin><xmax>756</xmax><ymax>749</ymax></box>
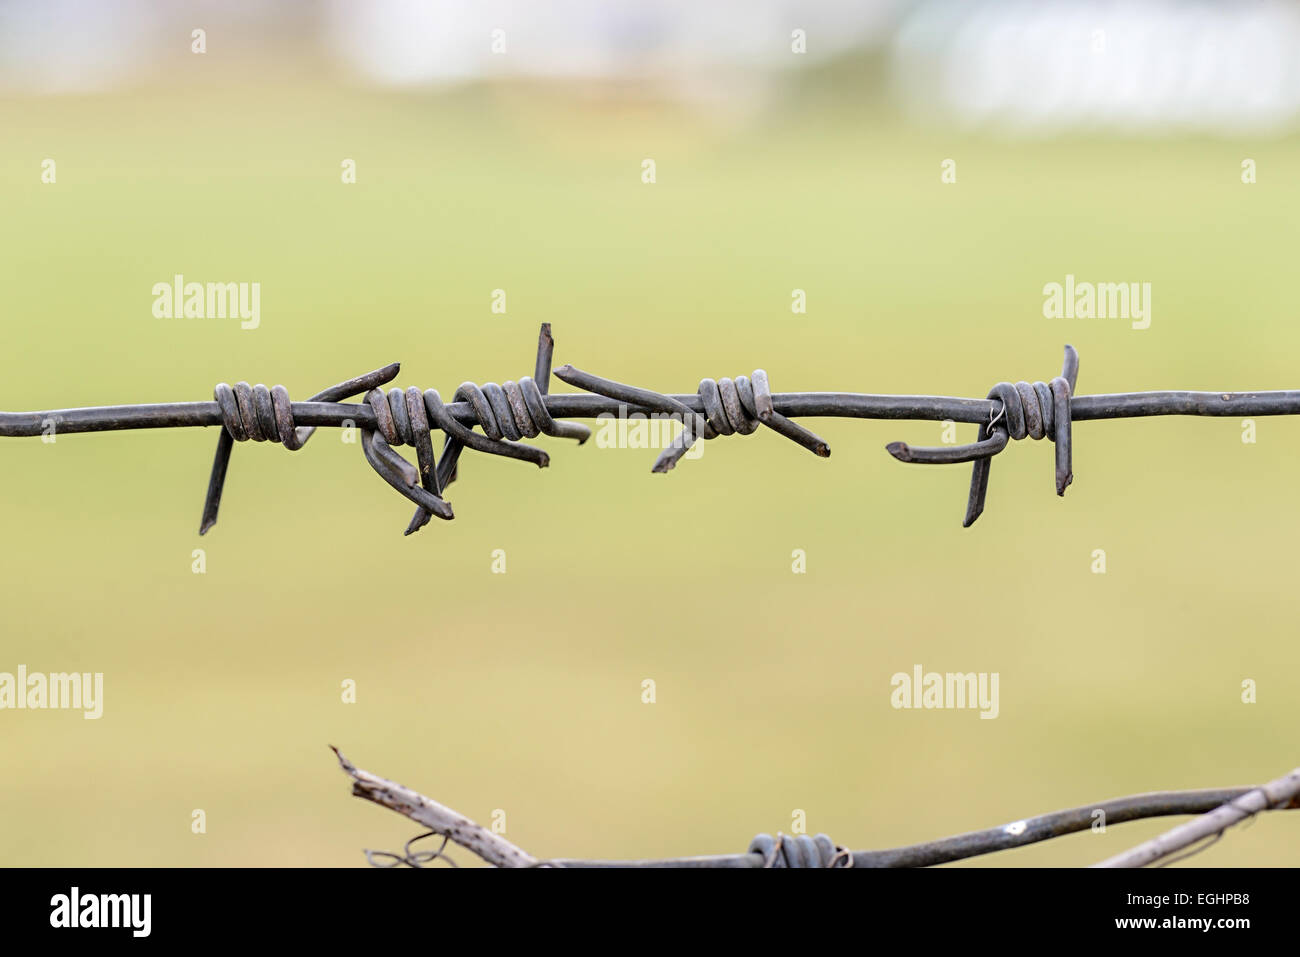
<box><xmin>4</xmin><ymin>323</ymin><xmax>1300</xmax><ymax>533</ymax></box>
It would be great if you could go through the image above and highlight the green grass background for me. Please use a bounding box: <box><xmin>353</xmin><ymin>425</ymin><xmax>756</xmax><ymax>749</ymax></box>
<box><xmin>1</xmin><ymin>61</ymin><xmax>1298</xmax><ymax>867</ymax></box>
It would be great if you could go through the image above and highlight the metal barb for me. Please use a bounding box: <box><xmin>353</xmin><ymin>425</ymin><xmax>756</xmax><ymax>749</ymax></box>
<box><xmin>199</xmin><ymin>325</ymin><xmax>589</xmax><ymax>536</ymax></box>
<box><xmin>5</xmin><ymin>330</ymin><xmax>1300</xmax><ymax>533</ymax></box>
<box><xmin>880</xmin><ymin>345</ymin><xmax>1080</xmax><ymax>525</ymax></box>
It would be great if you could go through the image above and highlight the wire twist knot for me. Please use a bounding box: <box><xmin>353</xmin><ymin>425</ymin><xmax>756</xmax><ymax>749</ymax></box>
<box><xmin>201</xmin><ymin>325</ymin><xmax>589</xmax><ymax>537</ymax></box>
<box><xmin>987</xmin><ymin>377</ymin><xmax>1070</xmax><ymax>442</ymax></box>
<box><xmin>748</xmin><ymin>832</ymin><xmax>853</xmax><ymax>868</ymax></box>
<box><xmin>695</xmin><ymin>373</ymin><xmax>770</xmax><ymax>438</ymax></box>
<box><xmin>552</xmin><ymin>364</ymin><xmax>831</xmax><ymax>472</ymax></box>
<box><xmin>214</xmin><ymin>381</ymin><xmax>312</xmax><ymax>450</ymax></box>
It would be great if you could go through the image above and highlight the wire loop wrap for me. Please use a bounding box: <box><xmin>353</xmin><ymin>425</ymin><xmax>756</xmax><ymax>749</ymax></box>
<box><xmin>748</xmin><ymin>833</ymin><xmax>853</xmax><ymax>868</ymax></box>
<box><xmin>201</xmin><ymin>324</ymin><xmax>589</xmax><ymax>537</ymax></box>
<box><xmin>214</xmin><ymin>381</ymin><xmax>311</xmax><ymax>451</ymax></box>
<box><xmin>551</xmin><ymin>364</ymin><xmax>830</xmax><ymax>473</ymax></box>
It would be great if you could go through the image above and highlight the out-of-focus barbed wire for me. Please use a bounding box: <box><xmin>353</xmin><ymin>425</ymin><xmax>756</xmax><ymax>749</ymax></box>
<box><xmin>338</xmin><ymin>751</ymin><xmax>1300</xmax><ymax>869</ymax></box>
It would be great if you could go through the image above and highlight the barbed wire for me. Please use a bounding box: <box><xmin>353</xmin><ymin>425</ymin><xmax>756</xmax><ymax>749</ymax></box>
<box><xmin>4</xmin><ymin>324</ymin><xmax>1299</xmax><ymax>532</ymax></box>
<box><xmin>336</xmin><ymin>750</ymin><xmax>1300</xmax><ymax>868</ymax></box>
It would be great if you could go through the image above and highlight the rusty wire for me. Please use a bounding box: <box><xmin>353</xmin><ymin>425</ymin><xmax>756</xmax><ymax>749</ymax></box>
<box><xmin>3</xmin><ymin>323</ymin><xmax>1299</xmax><ymax>532</ymax></box>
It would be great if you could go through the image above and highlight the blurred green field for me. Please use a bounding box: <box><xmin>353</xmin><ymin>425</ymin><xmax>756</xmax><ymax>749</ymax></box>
<box><xmin>1</xmin><ymin>72</ymin><xmax>1298</xmax><ymax>867</ymax></box>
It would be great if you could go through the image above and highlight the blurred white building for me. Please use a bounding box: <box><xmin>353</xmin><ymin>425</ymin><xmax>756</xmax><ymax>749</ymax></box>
<box><xmin>892</xmin><ymin>0</ymin><xmax>1300</xmax><ymax>134</ymax></box>
<box><xmin>3</xmin><ymin>0</ymin><xmax>1300</xmax><ymax>134</ymax></box>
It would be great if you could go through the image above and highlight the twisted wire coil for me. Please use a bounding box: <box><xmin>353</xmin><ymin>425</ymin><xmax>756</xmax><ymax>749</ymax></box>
<box><xmin>202</xmin><ymin>325</ymin><xmax>589</xmax><ymax>536</ymax></box>
<box><xmin>748</xmin><ymin>832</ymin><xmax>853</xmax><ymax>868</ymax></box>
<box><xmin>553</xmin><ymin>364</ymin><xmax>831</xmax><ymax>472</ymax></box>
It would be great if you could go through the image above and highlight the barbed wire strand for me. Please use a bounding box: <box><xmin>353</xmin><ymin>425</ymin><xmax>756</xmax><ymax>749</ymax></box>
<box><xmin>334</xmin><ymin>749</ymin><xmax>1300</xmax><ymax>869</ymax></box>
<box><xmin>6</xmin><ymin>325</ymin><xmax>1300</xmax><ymax>533</ymax></box>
